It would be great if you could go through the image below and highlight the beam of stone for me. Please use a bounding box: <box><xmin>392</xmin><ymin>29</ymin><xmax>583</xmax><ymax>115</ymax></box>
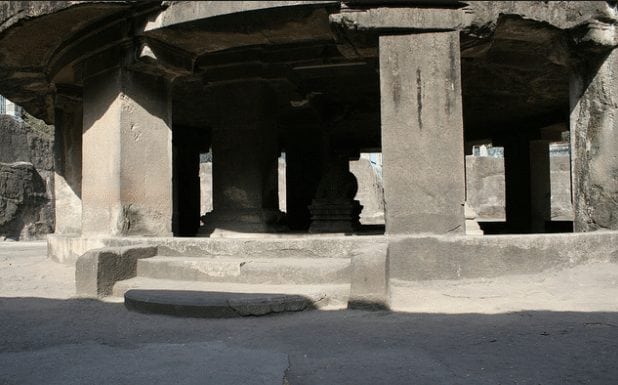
<box><xmin>82</xmin><ymin>68</ymin><xmax>173</xmax><ymax>236</ymax></box>
<box><xmin>199</xmin><ymin>80</ymin><xmax>284</xmax><ymax>234</ymax></box>
<box><xmin>53</xmin><ymin>87</ymin><xmax>83</xmax><ymax>235</ymax></box>
<box><xmin>145</xmin><ymin>1</ymin><xmax>339</xmax><ymax>32</ymax></box>
<box><xmin>570</xmin><ymin>48</ymin><xmax>618</xmax><ymax>231</ymax></box>
<box><xmin>380</xmin><ymin>31</ymin><xmax>465</xmax><ymax>234</ymax></box>
<box><xmin>331</xmin><ymin>7</ymin><xmax>465</xmax><ymax>32</ymax></box>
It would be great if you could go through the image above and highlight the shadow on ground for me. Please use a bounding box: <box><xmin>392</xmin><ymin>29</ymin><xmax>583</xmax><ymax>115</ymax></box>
<box><xmin>1</xmin><ymin>296</ymin><xmax>617</xmax><ymax>385</ymax></box>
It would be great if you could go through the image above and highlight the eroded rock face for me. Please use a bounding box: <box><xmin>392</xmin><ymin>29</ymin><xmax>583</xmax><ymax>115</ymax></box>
<box><xmin>0</xmin><ymin>162</ymin><xmax>53</xmax><ymax>240</ymax></box>
<box><xmin>0</xmin><ymin>115</ymin><xmax>53</xmax><ymax>171</ymax></box>
<box><xmin>0</xmin><ymin>115</ymin><xmax>54</xmax><ymax>240</ymax></box>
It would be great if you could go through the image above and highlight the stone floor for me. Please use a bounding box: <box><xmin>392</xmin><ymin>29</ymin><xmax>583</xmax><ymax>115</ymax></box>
<box><xmin>1</xmin><ymin>241</ymin><xmax>617</xmax><ymax>384</ymax></box>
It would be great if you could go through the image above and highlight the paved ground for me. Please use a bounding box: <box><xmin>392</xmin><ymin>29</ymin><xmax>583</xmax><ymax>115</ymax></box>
<box><xmin>1</xmin><ymin>241</ymin><xmax>617</xmax><ymax>384</ymax></box>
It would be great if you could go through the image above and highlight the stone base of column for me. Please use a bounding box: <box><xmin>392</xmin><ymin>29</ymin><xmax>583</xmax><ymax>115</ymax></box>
<box><xmin>197</xmin><ymin>208</ymin><xmax>286</xmax><ymax>236</ymax></box>
<box><xmin>464</xmin><ymin>203</ymin><xmax>484</xmax><ymax>236</ymax></box>
<box><xmin>308</xmin><ymin>200</ymin><xmax>362</xmax><ymax>233</ymax></box>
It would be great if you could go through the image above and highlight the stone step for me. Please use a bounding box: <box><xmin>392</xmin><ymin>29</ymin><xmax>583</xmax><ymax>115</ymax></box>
<box><xmin>113</xmin><ymin>277</ymin><xmax>349</xmax><ymax>317</ymax></box>
<box><xmin>153</xmin><ymin>236</ymin><xmax>386</xmax><ymax>260</ymax></box>
<box><xmin>137</xmin><ymin>256</ymin><xmax>351</xmax><ymax>285</ymax></box>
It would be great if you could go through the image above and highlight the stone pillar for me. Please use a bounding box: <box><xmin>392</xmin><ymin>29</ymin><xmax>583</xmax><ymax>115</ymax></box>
<box><xmin>82</xmin><ymin>68</ymin><xmax>173</xmax><ymax>236</ymax></box>
<box><xmin>172</xmin><ymin>127</ymin><xmax>207</xmax><ymax>236</ymax></box>
<box><xmin>379</xmin><ymin>32</ymin><xmax>465</xmax><ymax>234</ymax></box>
<box><xmin>199</xmin><ymin>80</ymin><xmax>284</xmax><ymax>234</ymax></box>
<box><xmin>529</xmin><ymin>140</ymin><xmax>551</xmax><ymax>232</ymax></box>
<box><xmin>54</xmin><ymin>87</ymin><xmax>83</xmax><ymax>235</ymax></box>
<box><xmin>309</xmin><ymin>151</ymin><xmax>362</xmax><ymax>233</ymax></box>
<box><xmin>570</xmin><ymin>49</ymin><xmax>618</xmax><ymax>231</ymax></box>
<box><xmin>501</xmin><ymin>134</ymin><xmax>532</xmax><ymax>234</ymax></box>
<box><xmin>284</xmin><ymin>107</ymin><xmax>323</xmax><ymax>231</ymax></box>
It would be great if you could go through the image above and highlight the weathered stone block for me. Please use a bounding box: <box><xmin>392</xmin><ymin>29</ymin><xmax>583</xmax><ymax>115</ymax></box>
<box><xmin>348</xmin><ymin>242</ymin><xmax>388</xmax><ymax>310</ymax></box>
<box><xmin>465</xmin><ymin>156</ymin><xmax>506</xmax><ymax>220</ymax></box>
<box><xmin>75</xmin><ymin>245</ymin><xmax>157</xmax><ymax>297</ymax></box>
<box><xmin>388</xmin><ymin>231</ymin><xmax>618</xmax><ymax>282</ymax></box>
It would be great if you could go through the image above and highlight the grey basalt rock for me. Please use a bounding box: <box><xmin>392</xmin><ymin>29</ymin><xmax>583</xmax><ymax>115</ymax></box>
<box><xmin>0</xmin><ymin>114</ymin><xmax>54</xmax><ymax>240</ymax></box>
<box><xmin>0</xmin><ymin>161</ymin><xmax>52</xmax><ymax>240</ymax></box>
<box><xmin>0</xmin><ymin>115</ymin><xmax>53</xmax><ymax>171</ymax></box>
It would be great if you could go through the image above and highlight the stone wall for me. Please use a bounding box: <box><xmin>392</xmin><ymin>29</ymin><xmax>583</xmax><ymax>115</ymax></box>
<box><xmin>465</xmin><ymin>155</ymin><xmax>506</xmax><ymax>220</ymax></box>
<box><xmin>465</xmin><ymin>149</ymin><xmax>573</xmax><ymax>222</ymax></box>
<box><xmin>0</xmin><ymin>114</ymin><xmax>54</xmax><ymax>240</ymax></box>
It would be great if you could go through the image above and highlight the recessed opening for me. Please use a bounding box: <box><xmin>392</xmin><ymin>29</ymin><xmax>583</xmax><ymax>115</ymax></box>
<box><xmin>464</xmin><ymin>128</ymin><xmax>574</xmax><ymax>235</ymax></box>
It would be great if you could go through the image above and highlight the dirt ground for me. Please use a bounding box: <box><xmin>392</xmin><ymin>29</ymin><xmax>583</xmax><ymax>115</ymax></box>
<box><xmin>1</xmin><ymin>241</ymin><xmax>617</xmax><ymax>385</ymax></box>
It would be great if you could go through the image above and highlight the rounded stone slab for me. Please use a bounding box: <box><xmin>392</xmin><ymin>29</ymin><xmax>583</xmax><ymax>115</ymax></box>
<box><xmin>124</xmin><ymin>289</ymin><xmax>318</xmax><ymax>318</ymax></box>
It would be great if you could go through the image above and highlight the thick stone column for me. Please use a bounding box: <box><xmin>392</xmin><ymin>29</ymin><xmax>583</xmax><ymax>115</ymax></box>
<box><xmin>570</xmin><ymin>49</ymin><xmax>618</xmax><ymax>231</ymax></box>
<box><xmin>172</xmin><ymin>127</ymin><xmax>207</xmax><ymax>236</ymax></box>
<box><xmin>82</xmin><ymin>68</ymin><xmax>173</xmax><ymax>236</ymax></box>
<box><xmin>309</xmin><ymin>151</ymin><xmax>362</xmax><ymax>233</ymax></box>
<box><xmin>500</xmin><ymin>134</ymin><xmax>533</xmax><ymax>233</ymax></box>
<box><xmin>199</xmin><ymin>80</ymin><xmax>283</xmax><ymax>234</ymax></box>
<box><xmin>379</xmin><ymin>32</ymin><xmax>465</xmax><ymax>235</ymax></box>
<box><xmin>529</xmin><ymin>140</ymin><xmax>551</xmax><ymax>233</ymax></box>
<box><xmin>284</xmin><ymin>107</ymin><xmax>323</xmax><ymax>231</ymax></box>
<box><xmin>54</xmin><ymin>87</ymin><xmax>83</xmax><ymax>235</ymax></box>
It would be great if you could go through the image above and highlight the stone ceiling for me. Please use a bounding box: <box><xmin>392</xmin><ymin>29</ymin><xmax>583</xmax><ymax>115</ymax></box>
<box><xmin>0</xmin><ymin>1</ymin><xmax>616</xmax><ymax>147</ymax></box>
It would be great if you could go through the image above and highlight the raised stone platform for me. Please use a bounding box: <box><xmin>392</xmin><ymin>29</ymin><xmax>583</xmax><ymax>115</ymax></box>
<box><xmin>65</xmin><ymin>230</ymin><xmax>618</xmax><ymax>317</ymax></box>
<box><xmin>49</xmin><ymin>233</ymin><xmax>386</xmax><ymax>264</ymax></box>
<box><xmin>70</xmin><ymin>234</ymin><xmax>385</xmax><ymax>316</ymax></box>
<box><xmin>115</xmin><ymin>254</ymin><xmax>352</xmax><ymax>317</ymax></box>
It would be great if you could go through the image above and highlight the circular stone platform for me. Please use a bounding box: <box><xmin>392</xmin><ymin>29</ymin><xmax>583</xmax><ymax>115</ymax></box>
<box><xmin>124</xmin><ymin>289</ymin><xmax>318</xmax><ymax>318</ymax></box>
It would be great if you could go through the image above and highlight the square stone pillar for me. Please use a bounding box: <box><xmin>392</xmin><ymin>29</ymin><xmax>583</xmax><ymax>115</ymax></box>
<box><xmin>82</xmin><ymin>68</ymin><xmax>173</xmax><ymax>236</ymax></box>
<box><xmin>54</xmin><ymin>87</ymin><xmax>83</xmax><ymax>235</ymax></box>
<box><xmin>172</xmin><ymin>126</ymin><xmax>207</xmax><ymax>236</ymax></box>
<box><xmin>529</xmin><ymin>140</ymin><xmax>551</xmax><ymax>233</ymax></box>
<box><xmin>501</xmin><ymin>135</ymin><xmax>532</xmax><ymax>234</ymax></box>
<box><xmin>570</xmin><ymin>49</ymin><xmax>618</xmax><ymax>231</ymax></box>
<box><xmin>199</xmin><ymin>80</ymin><xmax>284</xmax><ymax>234</ymax></box>
<box><xmin>282</xmin><ymin>106</ymin><xmax>324</xmax><ymax>231</ymax></box>
<box><xmin>379</xmin><ymin>32</ymin><xmax>465</xmax><ymax>235</ymax></box>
